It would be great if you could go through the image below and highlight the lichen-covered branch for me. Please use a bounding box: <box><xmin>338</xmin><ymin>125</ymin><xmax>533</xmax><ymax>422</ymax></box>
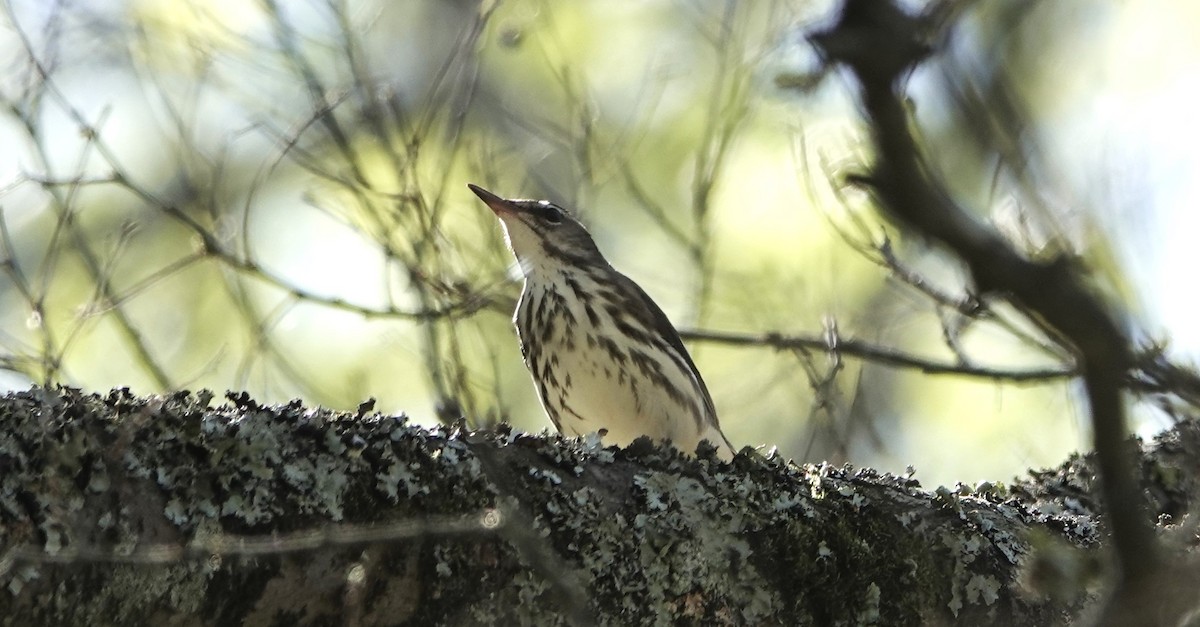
<box><xmin>4</xmin><ymin>387</ymin><xmax>1197</xmax><ymax>625</ymax></box>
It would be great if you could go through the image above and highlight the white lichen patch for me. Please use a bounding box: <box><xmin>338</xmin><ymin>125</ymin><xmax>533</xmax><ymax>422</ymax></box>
<box><xmin>817</xmin><ymin>541</ymin><xmax>833</xmax><ymax>561</ymax></box>
<box><xmin>529</xmin><ymin>467</ymin><xmax>563</xmax><ymax>486</ymax></box>
<box><xmin>378</xmin><ymin>460</ymin><xmax>425</xmax><ymax>500</ymax></box>
<box><xmin>856</xmin><ymin>582</ymin><xmax>882</xmax><ymax>625</ymax></box>
<box><xmin>163</xmin><ymin>498</ymin><xmax>188</xmax><ymax>526</ymax></box>
<box><xmin>964</xmin><ymin>574</ymin><xmax>1001</xmax><ymax>606</ymax></box>
<box><xmin>6</xmin><ymin>565</ymin><xmax>39</xmax><ymax>596</ymax></box>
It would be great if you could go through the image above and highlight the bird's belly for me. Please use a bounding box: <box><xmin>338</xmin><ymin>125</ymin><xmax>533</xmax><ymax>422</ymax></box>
<box><xmin>555</xmin><ymin>348</ymin><xmax>669</xmax><ymax>444</ymax></box>
<box><xmin>530</xmin><ymin>325</ymin><xmax>698</xmax><ymax>449</ymax></box>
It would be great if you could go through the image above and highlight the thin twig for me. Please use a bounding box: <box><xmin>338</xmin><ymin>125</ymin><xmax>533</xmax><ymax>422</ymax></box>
<box><xmin>679</xmin><ymin>327</ymin><xmax>1073</xmax><ymax>382</ymax></box>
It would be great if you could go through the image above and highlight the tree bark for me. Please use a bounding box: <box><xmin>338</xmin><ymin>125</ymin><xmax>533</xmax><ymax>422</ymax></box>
<box><xmin>0</xmin><ymin>387</ymin><xmax>1193</xmax><ymax>626</ymax></box>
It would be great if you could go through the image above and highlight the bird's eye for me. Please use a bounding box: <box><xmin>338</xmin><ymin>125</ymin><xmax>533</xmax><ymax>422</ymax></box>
<box><xmin>542</xmin><ymin>206</ymin><xmax>564</xmax><ymax>225</ymax></box>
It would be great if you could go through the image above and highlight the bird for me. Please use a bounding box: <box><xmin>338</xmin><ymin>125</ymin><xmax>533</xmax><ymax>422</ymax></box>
<box><xmin>469</xmin><ymin>183</ymin><xmax>735</xmax><ymax>459</ymax></box>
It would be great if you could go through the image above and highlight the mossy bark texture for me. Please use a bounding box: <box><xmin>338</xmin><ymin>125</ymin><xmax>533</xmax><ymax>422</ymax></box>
<box><xmin>0</xmin><ymin>387</ymin><xmax>1192</xmax><ymax>626</ymax></box>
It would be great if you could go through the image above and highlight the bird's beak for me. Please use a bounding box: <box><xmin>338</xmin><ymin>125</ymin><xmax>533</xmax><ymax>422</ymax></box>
<box><xmin>468</xmin><ymin>184</ymin><xmax>518</xmax><ymax>217</ymax></box>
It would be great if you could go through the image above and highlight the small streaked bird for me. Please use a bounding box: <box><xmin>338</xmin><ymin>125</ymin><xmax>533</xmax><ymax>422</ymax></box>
<box><xmin>469</xmin><ymin>183</ymin><xmax>735</xmax><ymax>459</ymax></box>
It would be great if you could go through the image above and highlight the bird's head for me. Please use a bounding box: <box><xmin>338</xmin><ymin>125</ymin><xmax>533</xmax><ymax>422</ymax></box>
<box><xmin>469</xmin><ymin>184</ymin><xmax>604</xmax><ymax>275</ymax></box>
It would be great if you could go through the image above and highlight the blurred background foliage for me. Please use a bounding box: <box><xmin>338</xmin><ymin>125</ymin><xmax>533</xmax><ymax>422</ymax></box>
<box><xmin>0</xmin><ymin>0</ymin><xmax>1195</xmax><ymax>487</ymax></box>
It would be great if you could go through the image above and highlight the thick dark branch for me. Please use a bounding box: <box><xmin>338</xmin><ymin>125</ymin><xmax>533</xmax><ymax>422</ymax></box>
<box><xmin>7</xmin><ymin>386</ymin><xmax>1171</xmax><ymax>625</ymax></box>
<box><xmin>809</xmin><ymin>0</ymin><xmax>1157</xmax><ymax>603</ymax></box>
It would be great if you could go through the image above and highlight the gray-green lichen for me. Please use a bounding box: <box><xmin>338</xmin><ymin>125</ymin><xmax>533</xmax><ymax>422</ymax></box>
<box><xmin>0</xmin><ymin>387</ymin><xmax>498</xmax><ymax>625</ymax></box>
<box><xmin>2</xmin><ymin>386</ymin><xmax>1192</xmax><ymax>625</ymax></box>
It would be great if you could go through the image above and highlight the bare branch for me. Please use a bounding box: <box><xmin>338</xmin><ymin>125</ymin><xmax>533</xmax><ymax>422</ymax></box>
<box><xmin>809</xmin><ymin>0</ymin><xmax>1158</xmax><ymax>611</ymax></box>
<box><xmin>680</xmin><ymin>327</ymin><xmax>1072</xmax><ymax>382</ymax></box>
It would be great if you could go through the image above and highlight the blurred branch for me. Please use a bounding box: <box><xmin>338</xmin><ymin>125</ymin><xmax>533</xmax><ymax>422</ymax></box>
<box><xmin>28</xmin><ymin>171</ymin><xmax>498</xmax><ymax>322</ymax></box>
<box><xmin>816</xmin><ymin>155</ymin><xmax>1072</xmax><ymax>363</ymax></box>
<box><xmin>1130</xmin><ymin>346</ymin><xmax>1200</xmax><ymax>413</ymax></box>
<box><xmin>0</xmin><ymin>1</ymin><xmax>511</xmax><ymax>418</ymax></box>
<box><xmin>809</xmin><ymin>0</ymin><xmax>1158</xmax><ymax>619</ymax></box>
<box><xmin>2</xmin><ymin>508</ymin><xmax>501</xmax><ymax>566</ymax></box>
<box><xmin>684</xmin><ymin>326</ymin><xmax>1200</xmax><ymax>415</ymax></box>
<box><xmin>0</xmin><ymin>19</ymin><xmax>176</xmax><ymax>389</ymax></box>
<box><xmin>680</xmin><ymin>327</ymin><xmax>1072</xmax><ymax>382</ymax></box>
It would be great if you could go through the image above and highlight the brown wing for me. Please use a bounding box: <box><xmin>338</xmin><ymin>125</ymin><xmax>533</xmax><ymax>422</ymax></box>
<box><xmin>610</xmin><ymin>270</ymin><xmax>731</xmax><ymax>450</ymax></box>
